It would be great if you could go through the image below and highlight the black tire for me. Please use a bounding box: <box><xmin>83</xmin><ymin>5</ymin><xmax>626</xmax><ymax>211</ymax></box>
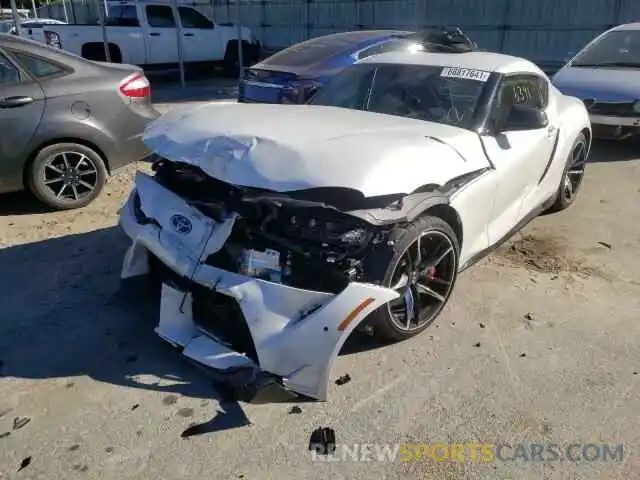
<box><xmin>546</xmin><ymin>132</ymin><xmax>588</xmax><ymax>213</ymax></box>
<box><xmin>81</xmin><ymin>43</ymin><xmax>122</xmax><ymax>63</ymax></box>
<box><xmin>223</xmin><ymin>41</ymin><xmax>251</xmax><ymax>77</ymax></box>
<box><xmin>369</xmin><ymin>215</ymin><xmax>460</xmax><ymax>343</ymax></box>
<box><xmin>27</xmin><ymin>142</ymin><xmax>108</xmax><ymax>210</ymax></box>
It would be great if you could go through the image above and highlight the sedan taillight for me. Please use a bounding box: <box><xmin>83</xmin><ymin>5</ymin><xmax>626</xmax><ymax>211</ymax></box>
<box><xmin>119</xmin><ymin>73</ymin><xmax>151</xmax><ymax>98</ymax></box>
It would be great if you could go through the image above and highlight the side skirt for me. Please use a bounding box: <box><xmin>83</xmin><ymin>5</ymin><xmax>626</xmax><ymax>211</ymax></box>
<box><xmin>458</xmin><ymin>193</ymin><xmax>556</xmax><ymax>273</ymax></box>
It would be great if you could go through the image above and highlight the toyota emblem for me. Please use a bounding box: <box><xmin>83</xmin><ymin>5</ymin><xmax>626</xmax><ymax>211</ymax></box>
<box><xmin>170</xmin><ymin>214</ymin><xmax>192</xmax><ymax>234</ymax></box>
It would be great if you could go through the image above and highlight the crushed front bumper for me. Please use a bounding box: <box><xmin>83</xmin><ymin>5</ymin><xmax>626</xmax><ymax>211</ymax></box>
<box><xmin>118</xmin><ymin>172</ymin><xmax>398</xmax><ymax>401</ymax></box>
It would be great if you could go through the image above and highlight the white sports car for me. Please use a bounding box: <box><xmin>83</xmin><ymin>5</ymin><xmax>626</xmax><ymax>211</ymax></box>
<box><xmin>118</xmin><ymin>49</ymin><xmax>591</xmax><ymax>402</ymax></box>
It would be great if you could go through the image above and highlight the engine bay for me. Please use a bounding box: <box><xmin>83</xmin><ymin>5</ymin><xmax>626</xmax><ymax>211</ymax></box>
<box><xmin>150</xmin><ymin>159</ymin><xmax>401</xmax><ymax>293</ymax></box>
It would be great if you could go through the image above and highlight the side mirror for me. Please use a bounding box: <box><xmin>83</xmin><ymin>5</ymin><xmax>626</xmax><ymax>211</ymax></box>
<box><xmin>500</xmin><ymin>105</ymin><xmax>548</xmax><ymax>132</ymax></box>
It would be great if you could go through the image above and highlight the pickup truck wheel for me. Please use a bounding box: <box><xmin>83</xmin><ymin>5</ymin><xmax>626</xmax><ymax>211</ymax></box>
<box><xmin>81</xmin><ymin>42</ymin><xmax>122</xmax><ymax>63</ymax></box>
<box><xmin>223</xmin><ymin>41</ymin><xmax>251</xmax><ymax>77</ymax></box>
<box><xmin>27</xmin><ymin>142</ymin><xmax>107</xmax><ymax>210</ymax></box>
<box><xmin>369</xmin><ymin>215</ymin><xmax>460</xmax><ymax>343</ymax></box>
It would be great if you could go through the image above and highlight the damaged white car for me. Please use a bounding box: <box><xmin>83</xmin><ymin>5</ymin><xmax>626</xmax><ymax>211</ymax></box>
<box><xmin>118</xmin><ymin>50</ymin><xmax>591</xmax><ymax>402</ymax></box>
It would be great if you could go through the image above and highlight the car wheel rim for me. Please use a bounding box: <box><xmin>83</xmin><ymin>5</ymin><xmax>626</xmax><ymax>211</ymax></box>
<box><xmin>387</xmin><ymin>230</ymin><xmax>457</xmax><ymax>332</ymax></box>
<box><xmin>41</xmin><ymin>151</ymin><xmax>98</xmax><ymax>202</ymax></box>
<box><xmin>564</xmin><ymin>140</ymin><xmax>587</xmax><ymax>202</ymax></box>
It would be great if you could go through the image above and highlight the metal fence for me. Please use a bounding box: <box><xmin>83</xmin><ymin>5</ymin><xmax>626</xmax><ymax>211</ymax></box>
<box><xmin>32</xmin><ymin>0</ymin><xmax>640</xmax><ymax>72</ymax></box>
<box><xmin>208</xmin><ymin>0</ymin><xmax>640</xmax><ymax>70</ymax></box>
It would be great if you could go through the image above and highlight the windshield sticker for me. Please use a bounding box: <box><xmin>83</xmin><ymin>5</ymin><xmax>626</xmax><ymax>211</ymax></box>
<box><xmin>440</xmin><ymin>67</ymin><xmax>490</xmax><ymax>82</ymax></box>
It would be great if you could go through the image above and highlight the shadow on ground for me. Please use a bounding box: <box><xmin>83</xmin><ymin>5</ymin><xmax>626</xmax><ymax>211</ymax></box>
<box><xmin>589</xmin><ymin>138</ymin><xmax>640</xmax><ymax>163</ymax></box>
<box><xmin>0</xmin><ymin>192</ymin><xmax>52</xmax><ymax>216</ymax></box>
<box><xmin>0</xmin><ymin>226</ymin><xmax>385</xmax><ymax>432</ymax></box>
<box><xmin>0</xmin><ymin>226</ymin><xmax>253</xmax><ymax>434</ymax></box>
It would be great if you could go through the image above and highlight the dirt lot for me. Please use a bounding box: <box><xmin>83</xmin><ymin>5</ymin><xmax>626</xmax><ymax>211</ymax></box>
<box><xmin>0</xmin><ymin>136</ymin><xmax>639</xmax><ymax>480</ymax></box>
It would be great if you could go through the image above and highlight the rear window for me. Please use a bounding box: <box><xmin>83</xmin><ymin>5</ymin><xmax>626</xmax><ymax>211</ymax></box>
<box><xmin>105</xmin><ymin>5</ymin><xmax>140</xmax><ymax>27</ymax></box>
<box><xmin>262</xmin><ymin>33</ymin><xmax>384</xmax><ymax>67</ymax></box>
<box><xmin>0</xmin><ymin>52</ymin><xmax>21</xmax><ymax>85</ymax></box>
<box><xmin>10</xmin><ymin>51</ymin><xmax>67</xmax><ymax>79</ymax></box>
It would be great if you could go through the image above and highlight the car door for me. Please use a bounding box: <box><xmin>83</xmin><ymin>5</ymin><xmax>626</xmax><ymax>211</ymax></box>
<box><xmin>177</xmin><ymin>7</ymin><xmax>221</xmax><ymax>62</ymax></box>
<box><xmin>144</xmin><ymin>4</ymin><xmax>179</xmax><ymax>65</ymax></box>
<box><xmin>0</xmin><ymin>50</ymin><xmax>45</xmax><ymax>193</ymax></box>
<box><xmin>480</xmin><ymin>74</ymin><xmax>558</xmax><ymax>245</ymax></box>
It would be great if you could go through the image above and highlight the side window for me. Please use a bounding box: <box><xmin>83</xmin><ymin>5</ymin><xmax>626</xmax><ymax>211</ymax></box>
<box><xmin>0</xmin><ymin>52</ymin><xmax>20</xmax><ymax>85</ymax></box>
<box><xmin>491</xmin><ymin>74</ymin><xmax>548</xmax><ymax>129</ymax></box>
<box><xmin>146</xmin><ymin>5</ymin><xmax>176</xmax><ymax>28</ymax></box>
<box><xmin>178</xmin><ymin>7</ymin><xmax>213</xmax><ymax>29</ymax></box>
<box><xmin>10</xmin><ymin>51</ymin><xmax>66</xmax><ymax>79</ymax></box>
<box><xmin>105</xmin><ymin>6</ymin><xmax>140</xmax><ymax>27</ymax></box>
<box><xmin>502</xmin><ymin>75</ymin><xmax>548</xmax><ymax>109</ymax></box>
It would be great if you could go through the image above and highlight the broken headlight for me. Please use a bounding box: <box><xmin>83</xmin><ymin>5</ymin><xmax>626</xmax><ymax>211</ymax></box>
<box><xmin>339</xmin><ymin>228</ymin><xmax>369</xmax><ymax>245</ymax></box>
<box><xmin>281</xmin><ymin>214</ymin><xmax>372</xmax><ymax>248</ymax></box>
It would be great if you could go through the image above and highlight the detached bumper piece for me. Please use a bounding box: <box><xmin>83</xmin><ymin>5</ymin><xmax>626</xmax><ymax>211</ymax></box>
<box><xmin>119</xmin><ymin>171</ymin><xmax>399</xmax><ymax>402</ymax></box>
<box><xmin>156</xmin><ymin>273</ymin><xmax>298</xmax><ymax>404</ymax></box>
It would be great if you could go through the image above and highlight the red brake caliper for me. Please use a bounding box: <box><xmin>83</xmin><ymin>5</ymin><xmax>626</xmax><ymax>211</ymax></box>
<box><xmin>424</xmin><ymin>266</ymin><xmax>436</xmax><ymax>280</ymax></box>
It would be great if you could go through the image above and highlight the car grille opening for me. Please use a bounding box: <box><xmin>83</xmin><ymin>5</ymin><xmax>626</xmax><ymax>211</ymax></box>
<box><xmin>148</xmin><ymin>254</ymin><xmax>259</xmax><ymax>364</ymax></box>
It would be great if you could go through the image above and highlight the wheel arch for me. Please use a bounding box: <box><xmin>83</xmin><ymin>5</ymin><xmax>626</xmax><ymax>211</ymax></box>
<box><xmin>402</xmin><ymin>191</ymin><xmax>464</xmax><ymax>251</ymax></box>
<box><xmin>419</xmin><ymin>203</ymin><xmax>464</xmax><ymax>250</ymax></box>
<box><xmin>22</xmin><ymin>137</ymin><xmax>110</xmax><ymax>187</ymax></box>
<box><xmin>580</xmin><ymin>126</ymin><xmax>592</xmax><ymax>156</ymax></box>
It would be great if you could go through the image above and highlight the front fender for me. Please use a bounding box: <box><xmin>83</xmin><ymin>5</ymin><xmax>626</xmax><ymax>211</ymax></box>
<box><xmin>557</xmin><ymin>93</ymin><xmax>592</xmax><ymax>152</ymax></box>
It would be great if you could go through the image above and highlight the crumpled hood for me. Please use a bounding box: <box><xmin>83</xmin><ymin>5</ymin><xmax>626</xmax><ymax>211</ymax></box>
<box><xmin>143</xmin><ymin>103</ymin><xmax>489</xmax><ymax>197</ymax></box>
<box><xmin>553</xmin><ymin>66</ymin><xmax>640</xmax><ymax>101</ymax></box>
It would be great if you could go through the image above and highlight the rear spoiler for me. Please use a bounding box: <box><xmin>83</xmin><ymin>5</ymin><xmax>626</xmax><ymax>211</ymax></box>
<box><xmin>408</xmin><ymin>27</ymin><xmax>478</xmax><ymax>53</ymax></box>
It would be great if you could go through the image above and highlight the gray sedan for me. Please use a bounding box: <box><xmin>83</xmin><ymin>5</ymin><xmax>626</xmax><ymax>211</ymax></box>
<box><xmin>0</xmin><ymin>34</ymin><xmax>158</xmax><ymax>210</ymax></box>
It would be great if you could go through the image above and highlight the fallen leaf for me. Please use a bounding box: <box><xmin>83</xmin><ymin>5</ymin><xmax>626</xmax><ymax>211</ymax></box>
<box><xmin>162</xmin><ymin>394</ymin><xmax>178</xmax><ymax>405</ymax></box>
<box><xmin>309</xmin><ymin>427</ymin><xmax>336</xmax><ymax>455</ymax></box>
<box><xmin>17</xmin><ymin>456</ymin><xmax>32</xmax><ymax>472</ymax></box>
<box><xmin>13</xmin><ymin>416</ymin><xmax>30</xmax><ymax>430</ymax></box>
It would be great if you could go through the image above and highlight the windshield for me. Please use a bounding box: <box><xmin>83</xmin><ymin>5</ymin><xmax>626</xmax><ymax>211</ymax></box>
<box><xmin>308</xmin><ymin>63</ymin><xmax>489</xmax><ymax>129</ymax></box>
<box><xmin>572</xmin><ymin>29</ymin><xmax>640</xmax><ymax>67</ymax></box>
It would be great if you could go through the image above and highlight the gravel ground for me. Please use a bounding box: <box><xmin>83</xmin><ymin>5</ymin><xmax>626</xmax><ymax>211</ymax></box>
<box><xmin>0</xmin><ymin>135</ymin><xmax>639</xmax><ymax>480</ymax></box>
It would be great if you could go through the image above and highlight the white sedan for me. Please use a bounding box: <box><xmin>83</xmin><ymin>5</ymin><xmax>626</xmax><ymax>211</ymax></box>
<box><xmin>118</xmin><ymin>49</ymin><xmax>591</xmax><ymax>402</ymax></box>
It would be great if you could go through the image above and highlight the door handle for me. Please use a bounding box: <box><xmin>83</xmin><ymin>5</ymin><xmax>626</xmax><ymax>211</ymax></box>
<box><xmin>183</xmin><ymin>32</ymin><xmax>194</xmax><ymax>37</ymax></box>
<box><xmin>0</xmin><ymin>96</ymin><xmax>34</xmax><ymax>108</ymax></box>
<box><xmin>149</xmin><ymin>32</ymin><xmax>160</xmax><ymax>37</ymax></box>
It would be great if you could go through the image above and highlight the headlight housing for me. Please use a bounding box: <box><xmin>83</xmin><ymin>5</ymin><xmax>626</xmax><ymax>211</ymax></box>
<box><xmin>339</xmin><ymin>228</ymin><xmax>369</xmax><ymax>245</ymax></box>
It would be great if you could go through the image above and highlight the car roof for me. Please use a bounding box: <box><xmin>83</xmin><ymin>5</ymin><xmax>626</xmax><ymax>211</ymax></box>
<box><xmin>358</xmin><ymin>50</ymin><xmax>545</xmax><ymax>75</ymax></box>
<box><xmin>610</xmin><ymin>22</ymin><xmax>640</xmax><ymax>31</ymax></box>
<box><xmin>253</xmin><ymin>30</ymin><xmax>413</xmax><ymax>73</ymax></box>
<box><xmin>0</xmin><ymin>33</ymin><xmax>103</xmax><ymax>68</ymax></box>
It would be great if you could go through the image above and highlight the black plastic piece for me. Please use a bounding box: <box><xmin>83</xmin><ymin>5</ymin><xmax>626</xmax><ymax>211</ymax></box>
<box><xmin>409</xmin><ymin>27</ymin><xmax>478</xmax><ymax>53</ymax></box>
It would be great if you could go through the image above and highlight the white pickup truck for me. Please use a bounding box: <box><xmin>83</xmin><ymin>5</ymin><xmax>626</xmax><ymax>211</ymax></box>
<box><xmin>42</xmin><ymin>0</ymin><xmax>261</xmax><ymax>74</ymax></box>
